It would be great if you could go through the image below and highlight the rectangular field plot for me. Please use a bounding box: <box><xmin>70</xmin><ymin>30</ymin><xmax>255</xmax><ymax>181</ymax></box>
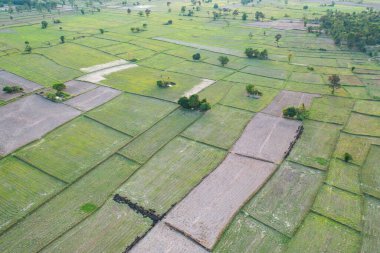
<box><xmin>73</xmin><ymin>37</ymin><xmax>119</xmax><ymax>48</ymax></box>
<box><xmin>120</xmin><ymin>109</ymin><xmax>202</xmax><ymax>164</ymax></box>
<box><xmin>344</xmin><ymin>113</ymin><xmax>380</xmax><ymax>137</ymax></box>
<box><xmin>87</xmin><ymin>93</ymin><xmax>178</xmax><ymax>136</ymax></box>
<box><xmin>63</xmin><ymin>80</ymin><xmax>97</xmax><ymax>96</ymax></box>
<box><xmin>64</xmin><ymin>86</ymin><xmax>121</xmax><ymax>112</ymax></box>
<box><xmin>197</xmin><ymin>80</ymin><xmax>232</xmax><ymax>106</ymax></box>
<box><xmin>339</xmin><ymin>75</ymin><xmax>363</xmax><ymax>86</ymax></box>
<box><xmin>241</xmin><ymin>66</ymin><xmax>289</xmax><ymax>80</ymax></box>
<box><xmin>0</xmin><ymin>157</ymin><xmax>65</xmax><ymax>233</ymax></box>
<box><xmin>99</xmin><ymin>43</ymin><xmax>143</xmax><ymax>55</ymax></box>
<box><xmin>165</xmin><ymin>154</ymin><xmax>276</xmax><ymax>250</ymax></box>
<box><xmin>361</xmin><ymin>197</ymin><xmax>380</xmax><ymax>253</ymax></box>
<box><xmin>353</xmin><ymin>100</ymin><xmax>380</xmax><ymax>117</ymax></box>
<box><xmin>312</xmin><ymin>185</ymin><xmax>362</xmax><ymax>231</ymax></box>
<box><xmin>0</xmin><ymin>154</ymin><xmax>140</xmax><ymax>253</ymax></box>
<box><xmin>16</xmin><ymin>117</ymin><xmax>131</xmax><ymax>182</ymax></box>
<box><xmin>326</xmin><ymin>159</ymin><xmax>361</xmax><ymax>195</ymax></box>
<box><xmin>308</xmin><ymin>96</ymin><xmax>354</xmax><ymax>124</ymax></box>
<box><xmin>232</xmin><ymin>113</ymin><xmax>302</xmax><ymax>164</ymax></box>
<box><xmin>224</xmin><ymin>72</ymin><xmax>284</xmax><ymax>89</ymax></box>
<box><xmin>42</xmin><ymin>200</ymin><xmax>152</xmax><ymax>253</ymax></box>
<box><xmin>362</xmin><ymin>145</ymin><xmax>380</xmax><ymax>199</ymax></box>
<box><xmin>139</xmin><ymin>53</ymin><xmax>186</xmax><ymax>70</ymax></box>
<box><xmin>0</xmin><ymin>70</ymin><xmax>42</xmax><ymax>101</ymax></box>
<box><xmin>117</xmin><ymin>137</ymin><xmax>226</xmax><ymax>216</ymax></box>
<box><xmin>288</xmin><ymin>120</ymin><xmax>340</xmax><ymax>170</ymax></box>
<box><xmin>0</xmin><ymin>95</ymin><xmax>80</xmax><ymax>156</ymax></box>
<box><xmin>289</xmin><ymin>72</ymin><xmax>324</xmax><ymax>85</ymax></box>
<box><xmin>220</xmin><ymin>83</ymin><xmax>279</xmax><ymax>112</ymax></box>
<box><xmin>130</xmin><ymin>223</ymin><xmax>207</xmax><ymax>253</ymax></box>
<box><xmin>244</xmin><ymin>161</ymin><xmax>324</xmax><ymax>236</ymax></box>
<box><xmin>167</xmin><ymin>61</ymin><xmax>235</xmax><ymax>80</ymax></box>
<box><xmin>262</xmin><ymin>90</ymin><xmax>320</xmax><ymax>117</ymax></box>
<box><xmin>286</xmin><ymin>213</ymin><xmax>361</xmax><ymax>253</ymax></box>
<box><xmin>103</xmin><ymin>66</ymin><xmax>202</xmax><ymax>101</ymax></box>
<box><xmin>344</xmin><ymin>86</ymin><xmax>372</xmax><ymax>99</ymax></box>
<box><xmin>182</xmin><ymin>105</ymin><xmax>253</xmax><ymax>149</ymax></box>
<box><xmin>214</xmin><ymin>213</ymin><xmax>288</xmax><ymax>253</ymax></box>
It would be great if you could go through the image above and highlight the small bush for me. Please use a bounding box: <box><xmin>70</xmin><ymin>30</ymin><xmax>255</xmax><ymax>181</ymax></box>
<box><xmin>344</xmin><ymin>152</ymin><xmax>353</xmax><ymax>162</ymax></box>
<box><xmin>3</xmin><ymin>85</ymin><xmax>23</xmax><ymax>94</ymax></box>
<box><xmin>192</xmin><ymin>53</ymin><xmax>201</xmax><ymax>61</ymax></box>
<box><xmin>246</xmin><ymin>84</ymin><xmax>263</xmax><ymax>97</ymax></box>
<box><xmin>283</xmin><ymin>104</ymin><xmax>309</xmax><ymax>120</ymax></box>
<box><xmin>178</xmin><ymin>95</ymin><xmax>210</xmax><ymax>111</ymax></box>
<box><xmin>41</xmin><ymin>20</ymin><xmax>48</xmax><ymax>29</ymax></box>
<box><xmin>156</xmin><ymin>79</ymin><xmax>176</xmax><ymax>88</ymax></box>
<box><xmin>80</xmin><ymin>203</ymin><xmax>97</xmax><ymax>213</ymax></box>
<box><xmin>307</xmin><ymin>65</ymin><xmax>314</xmax><ymax>71</ymax></box>
<box><xmin>52</xmin><ymin>83</ymin><xmax>66</xmax><ymax>91</ymax></box>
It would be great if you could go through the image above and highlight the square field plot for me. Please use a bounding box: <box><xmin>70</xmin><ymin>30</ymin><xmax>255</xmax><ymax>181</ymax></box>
<box><xmin>220</xmin><ymin>83</ymin><xmax>279</xmax><ymax>112</ymax></box>
<box><xmin>87</xmin><ymin>93</ymin><xmax>178</xmax><ymax>136</ymax></box>
<box><xmin>0</xmin><ymin>154</ymin><xmax>140</xmax><ymax>253</ymax></box>
<box><xmin>353</xmin><ymin>100</ymin><xmax>380</xmax><ymax>117</ymax></box>
<box><xmin>344</xmin><ymin>113</ymin><xmax>380</xmax><ymax>137</ymax></box>
<box><xmin>244</xmin><ymin>161</ymin><xmax>324</xmax><ymax>236</ymax></box>
<box><xmin>103</xmin><ymin>66</ymin><xmax>202</xmax><ymax>101</ymax></box>
<box><xmin>165</xmin><ymin>154</ymin><xmax>276</xmax><ymax>250</ymax></box>
<box><xmin>309</xmin><ymin>96</ymin><xmax>354</xmax><ymax>124</ymax></box>
<box><xmin>326</xmin><ymin>159</ymin><xmax>361</xmax><ymax>195</ymax></box>
<box><xmin>0</xmin><ymin>95</ymin><xmax>80</xmax><ymax>156</ymax></box>
<box><xmin>312</xmin><ymin>185</ymin><xmax>362</xmax><ymax>231</ymax></box>
<box><xmin>288</xmin><ymin>120</ymin><xmax>341</xmax><ymax>170</ymax></box>
<box><xmin>63</xmin><ymin>80</ymin><xmax>97</xmax><ymax>96</ymax></box>
<box><xmin>362</xmin><ymin>197</ymin><xmax>380</xmax><ymax>253</ymax></box>
<box><xmin>0</xmin><ymin>70</ymin><xmax>42</xmax><ymax>101</ymax></box>
<box><xmin>43</xmin><ymin>200</ymin><xmax>152</xmax><ymax>253</ymax></box>
<box><xmin>362</xmin><ymin>145</ymin><xmax>380</xmax><ymax>199</ymax></box>
<box><xmin>167</xmin><ymin>61</ymin><xmax>235</xmax><ymax>80</ymax></box>
<box><xmin>262</xmin><ymin>90</ymin><xmax>320</xmax><ymax>117</ymax></box>
<box><xmin>286</xmin><ymin>213</ymin><xmax>361</xmax><ymax>253</ymax></box>
<box><xmin>16</xmin><ymin>117</ymin><xmax>131</xmax><ymax>183</ymax></box>
<box><xmin>214</xmin><ymin>213</ymin><xmax>288</xmax><ymax>253</ymax></box>
<box><xmin>232</xmin><ymin>113</ymin><xmax>302</xmax><ymax>164</ymax></box>
<box><xmin>130</xmin><ymin>223</ymin><xmax>207</xmax><ymax>253</ymax></box>
<box><xmin>182</xmin><ymin>105</ymin><xmax>253</xmax><ymax>149</ymax></box>
<box><xmin>0</xmin><ymin>157</ymin><xmax>65</xmax><ymax>233</ymax></box>
<box><xmin>117</xmin><ymin>137</ymin><xmax>227</xmax><ymax>216</ymax></box>
<box><xmin>224</xmin><ymin>72</ymin><xmax>284</xmax><ymax>89</ymax></box>
<box><xmin>64</xmin><ymin>86</ymin><xmax>121</xmax><ymax>112</ymax></box>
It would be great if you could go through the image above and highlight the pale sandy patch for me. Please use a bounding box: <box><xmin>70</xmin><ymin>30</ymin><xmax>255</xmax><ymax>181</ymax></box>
<box><xmin>183</xmin><ymin>79</ymin><xmax>215</xmax><ymax>97</ymax></box>
<box><xmin>78</xmin><ymin>64</ymin><xmax>138</xmax><ymax>83</ymax></box>
<box><xmin>80</xmin><ymin>59</ymin><xmax>128</xmax><ymax>73</ymax></box>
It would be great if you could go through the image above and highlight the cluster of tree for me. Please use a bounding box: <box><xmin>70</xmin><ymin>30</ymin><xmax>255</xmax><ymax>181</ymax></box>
<box><xmin>156</xmin><ymin>79</ymin><xmax>176</xmax><ymax>88</ymax></box>
<box><xmin>178</xmin><ymin>94</ymin><xmax>211</xmax><ymax>111</ymax></box>
<box><xmin>245</xmin><ymin>84</ymin><xmax>262</xmax><ymax>97</ymax></box>
<box><xmin>245</xmin><ymin>48</ymin><xmax>268</xmax><ymax>59</ymax></box>
<box><xmin>319</xmin><ymin>9</ymin><xmax>380</xmax><ymax>51</ymax></box>
<box><xmin>2</xmin><ymin>85</ymin><xmax>23</xmax><ymax>94</ymax></box>
<box><xmin>46</xmin><ymin>83</ymin><xmax>70</xmax><ymax>102</ymax></box>
<box><xmin>130</xmin><ymin>23</ymin><xmax>147</xmax><ymax>33</ymax></box>
<box><xmin>282</xmin><ymin>104</ymin><xmax>309</xmax><ymax>121</ymax></box>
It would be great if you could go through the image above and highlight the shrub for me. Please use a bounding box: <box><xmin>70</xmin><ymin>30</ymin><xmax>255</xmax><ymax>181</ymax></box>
<box><xmin>245</xmin><ymin>48</ymin><xmax>268</xmax><ymax>59</ymax></box>
<box><xmin>41</xmin><ymin>20</ymin><xmax>48</xmax><ymax>29</ymax></box>
<box><xmin>246</xmin><ymin>84</ymin><xmax>262</xmax><ymax>97</ymax></box>
<box><xmin>307</xmin><ymin>65</ymin><xmax>314</xmax><ymax>71</ymax></box>
<box><xmin>189</xmin><ymin>94</ymin><xmax>200</xmax><ymax>108</ymax></box>
<box><xmin>218</xmin><ymin>55</ymin><xmax>229</xmax><ymax>66</ymax></box>
<box><xmin>178</xmin><ymin>95</ymin><xmax>210</xmax><ymax>111</ymax></box>
<box><xmin>283</xmin><ymin>104</ymin><xmax>309</xmax><ymax>120</ymax></box>
<box><xmin>192</xmin><ymin>53</ymin><xmax>201</xmax><ymax>60</ymax></box>
<box><xmin>344</xmin><ymin>152</ymin><xmax>353</xmax><ymax>162</ymax></box>
<box><xmin>3</xmin><ymin>85</ymin><xmax>23</xmax><ymax>94</ymax></box>
<box><xmin>52</xmin><ymin>83</ymin><xmax>66</xmax><ymax>91</ymax></box>
<box><xmin>199</xmin><ymin>101</ymin><xmax>211</xmax><ymax>111</ymax></box>
<box><xmin>178</xmin><ymin>96</ymin><xmax>190</xmax><ymax>109</ymax></box>
<box><xmin>156</xmin><ymin>79</ymin><xmax>176</xmax><ymax>88</ymax></box>
<box><xmin>283</xmin><ymin>106</ymin><xmax>297</xmax><ymax>118</ymax></box>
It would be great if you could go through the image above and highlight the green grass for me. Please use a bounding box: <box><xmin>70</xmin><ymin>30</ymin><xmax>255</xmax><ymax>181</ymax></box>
<box><xmin>80</xmin><ymin>203</ymin><xmax>98</xmax><ymax>213</ymax></box>
<box><xmin>117</xmin><ymin>137</ymin><xmax>226</xmax><ymax>216</ymax></box>
<box><xmin>308</xmin><ymin>96</ymin><xmax>354</xmax><ymax>124</ymax></box>
<box><xmin>43</xmin><ymin>200</ymin><xmax>152</xmax><ymax>253</ymax></box>
<box><xmin>139</xmin><ymin>53</ymin><xmax>186</xmax><ymax>70</ymax></box>
<box><xmin>86</xmin><ymin>93</ymin><xmax>178</xmax><ymax>136</ymax></box>
<box><xmin>0</xmin><ymin>157</ymin><xmax>65</xmax><ymax>233</ymax></box>
<box><xmin>312</xmin><ymin>185</ymin><xmax>362</xmax><ymax>231</ymax></box>
<box><xmin>344</xmin><ymin>113</ymin><xmax>380</xmax><ymax>137</ymax></box>
<box><xmin>353</xmin><ymin>100</ymin><xmax>380</xmax><ymax>116</ymax></box>
<box><xmin>16</xmin><ymin>117</ymin><xmax>131</xmax><ymax>182</ymax></box>
<box><xmin>99</xmin><ymin>42</ymin><xmax>144</xmax><ymax>55</ymax></box>
<box><xmin>244</xmin><ymin>161</ymin><xmax>324</xmax><ymax>236</ymax></box>
<box><xmin>120</xmin><ymin>108</ymin><xmax>202</xmax><ymax>164</ymax></box>
<box><xmin>289</xmin><ymin>72</ymin><xmax>324</xmax><ymax>84</ymax></box>
<box><xmin>74</xmin><ymin>37</ymin><xmax>119</xmax><ymax>49</ymax></box>
<box><xmin>240</xmin><ymin>65</ymin><xmax>289</xmax><ymax>79</ymax></box>
<box><xmin>0</xmin><ymin>154</ymin><xmax>140</xmax><ymax>253</ymax></box>
<box><xmin>182</xmin><ymin>105</ymin><xmax>253</xmax><ymax>149</ymax></box>
<box><xmin>325</xmin><ymin>159</ymin><xmax>361</xmax><ymax>195</ymax></box>
<box><xmin>197</xmin><ymin>80</ymin><xmax>233</xmax><ymax>106</ymax></box>
<box><xmin>286</xmin><ymin>213</ymin><xmax>361</xmax><ymax>253</ymax></box>
<box><xmin>224</xmin><ymin>72</ymin><xmax>284</xmax><ymax>89</ymax></box>
<box><xmin>288</xmin><ymin>120</ymin><xmax>341</xmax><ymax>170</ymax></box>
<box><xmin>361</xmin><ymin>196</ymin><xmax>380</xmax><ymax>253</ymax></box>
<box><xmin>362</xmin><ymin>145</ymin><xmax>380</xmax><ymax>199</ymax></box>
<box><xmin>344</xmin><ymin>86</ymin><xmax>372</xmax><ymax>99</ymax></box>
<box><xmin>214</xmin><ymin>213</ymin><xmax>288</xmax><ymax>253</ymax></box>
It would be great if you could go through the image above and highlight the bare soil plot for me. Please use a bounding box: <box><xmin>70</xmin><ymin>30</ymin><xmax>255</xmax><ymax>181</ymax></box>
<box><xmin>244</xmin><ymin>161</ymin><xmax>324</xmax><ymax>236</ymax></box>
<box><xmin>182</xmin><ymin>105</ymin><xmax>253</xmax><ymax>149</ymax></box>
<box><xmin>262</xmin><ymin>90</ymin><xmax>320</xmax><ymax>117</ymax></box>
<box><xmin>361</xmin><ymin>196</ymin><xmax>380</xmax><ymax>253</ymax></box>
<box><xmin>80</xmin><ymin>59</ymin><xmax>128</xmax><ymax>73</ymax></box>
<box><xmin>0</xmin><ymin>157</ymin><xmax>65</xmax><ymax>233</ymax></box>
<box><xmin>0</xmin><ymin>95</ymin><xmax>80</xmax><ymax>156</ymax></box>
<box><xmin>232</xmin><ymin>113</ymin><xmax>302</xmax><ymax>164</ymax></box>
<box><xmin>42</xmin><ymin>200</ymin><xmax>152</xmax><ymax>253</ymax></box>
<box><xmin>214</xmin><ymin>213</ymin><xmax>288</xmax><ymax>253</ymax></box>
<box><xmin>78</xmin><ymin>63</ymin><xmax>138</xmax><ymax>83</ymax></box>
<box><xmin>16</xmin><ymin>117</ymin><xmax>131</xmax><ymax>183</ymax></box>
<box><xmin>130</xmin><ymin>223</ymin><xmax>207</xmax><ymax>253</ymax></box>
<box><xmin>312</xmin><ymin>185</ymin><xmax>362</xmax><ymax>231</ymax></box>
<box><xmin>344</xmin><ymin>113</ymin><xmax>380</xmax><ymax>137</ymax></box>
<box><xmin>286</xmin><ymin>213</ymin><xmax>361</xmax><ymax>253</ymax></box>
<box><xmin>64</xmin><ymin>86</ymin><xmax>121</xmax><ymax>112</ymax></box>
<box><xmin>353</xmin><ymin>100</ymin><xmax>380</xmax><ymax>117</ymax></box>
<box><xmin>164</xmin><ymin>154</ymin><xmax>276</xmax><ymax>250</ymax></box>
<box><xmin>0</xmin><ymin>154</ymin><xmax>140</xmax><ymax>253</ymax></box>
<box><xmin>325</xmin><ymin>159</ymin><xmax>361</xmax><ymax>195</ymax></box>
<box><xmin>0</xmin><ymin>70</ymin><xmax>42</xmax><ymax>101</ymax></box>
<box><xmin>309</xmin><ymin>96</ymin><xmax>354</xmax><ymax>124</ymax></box>
<box><xmin>245</xmin><ymin>19</ymin><xmax>316</xmax><ymax>30</ymax></box>
<box><xmin>288</xmin><ymin>120</ymin><xmax>341</xmax><ymax>170</ymax></box>
<box><xmin>361</xmin><ymin>145</ymin><xmax>380</xmax><ymax>199</ymax></box>
<box><xmin>86</xmin><ymin>93</ymin><xmax>178</xmax><ymax>136</ymax></box>
<box><xmin>183</xmin><ymin>79</ymin><xmax>215</xmax><ymax>97</ymax></box>
<box><xmin>63</xmin><ymin>80</ymin><xmax>97</xmax><ymax>96</ymax></box>
<box><xmin>117</xmin><ymin>137</ymin><xmax>226</xmax><ymax>216</ymax></box>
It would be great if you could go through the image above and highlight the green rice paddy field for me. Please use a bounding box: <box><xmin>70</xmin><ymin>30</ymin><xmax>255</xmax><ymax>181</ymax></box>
<box><xmin>0</xmin><ymin>0</ymin><xmax>380</xmax><ymax>251</ymax></box>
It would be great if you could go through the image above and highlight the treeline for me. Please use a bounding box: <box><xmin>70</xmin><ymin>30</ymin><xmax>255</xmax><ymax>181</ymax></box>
<box><xmin>319</xmin><ymin>9</ymin><xmax>380</xmax><ymax>51</ymax></box>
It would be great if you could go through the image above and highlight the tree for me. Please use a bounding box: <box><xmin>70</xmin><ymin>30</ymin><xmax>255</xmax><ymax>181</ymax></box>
<box><xmin>248</xmin><ymin>32</ymin><xmax>253</xmax><ymax>40</ymax></box>
<box><xmin>24</xmin><ymin>41</ymin><xmax>32</xmax><ymax>53</ymax></box>
<box><xmin>52</xmin><ymin>83</ymin><xmax>66</xmax><ymax>91</ymax></box>
<box><xmin>328</xmin><ymin>74</ymin><xmax>341</xmax><ymax>94</ymax></box>
<box><xmin>80</xmin><ymin>8</ymin><xmax>84</xmax><ymax>15</ymax></box>
<box><xmin>178</xmin><ymin>96</ymin><xmax>190</xmax><ymax>109</ymax></box>
<box><xmin>246</xmin><ymin>84</ymin><xmax>262</xmax><ymax>96</ymax></box>
<box><xmin>344</xmin><ymin>152</ymin><xmax>353</xmax><ymax>162</ymax></box>
<box><xmin>255</xmin><ymin>11</ymin><xmax>264</xmax><ymax>21</ymax></box>
<box><xmin>218</xmin><ymin>56</ymin><xmax>229</xmax><ymax>66</ymax></box>
<box><xmin>60</xmin><ymin>35</ymin><xmax>65</xmax><ymax>43</ymax></box>
<box><xmin>3</xmin><ymin>85</ymin><xmax>23</xmax><ymax>94</ymax></box>
<box><xmin>288</xmin><ymin>53</ymin><xmax>293</xmax><ymax>63</ymax></box>
<box><xmin>99</xmin><ymin>28</ymin><xmax>104</xmax><ymax>34</ymax></box>
<box><xmin>245</xmin><ymin>48</ymin><xmax>255</xmax><ymax>58</ymax></box>
<box><xmin>275</xmin><ymin>34</ymin><xmax>282</xmax><ymax>47</ymax></box>
<box><xmin>189</xmin><ymin>94</ymin><xmax>200</xmax><ymax>108</ymax></box>
<box><xmin>145</xmin><ymin>8</ymin><xmax>151</xmax><ymax>17</ymax></box>
<box><xmin>242</xmin><ymin>12</ymin><xmax>247</xmax><ymax>20</ymax></box>
<box><xmin>41</xmin><ymin>20</ymin><xmax>48</xmax><ymax>29</ymax></box>
<box><xmin>232</xmin><ymin>9</ymin><xmax>239</xmax><ymax>19</ymax></box>
<box><xmin>213</xmin><ymin>3</ymin><xmax>218</xmax><ymax>9</ymax></box>
<box><xmin>127</xmin><ymin>8</ymin><xmax>131</xmax><ymax>14</ymax></box>
<box><xmin>192</xmin><ymin>53</ymin><xmax>201</xmax><ymax>60</ymax></box>
<box><xmin>181</xmin><ymin>6</ymin><xmax>186</xmax><ymax>13</ymax></box>
<box><xmin>199</xmin><ymin>101</ymin><xmax>211</xmax><ymax>111</ymax></box>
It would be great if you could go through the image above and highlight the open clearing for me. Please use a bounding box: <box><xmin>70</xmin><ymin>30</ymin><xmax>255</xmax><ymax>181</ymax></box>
<box><xmin>0</xmin><ymin>95</ymin><xmax>80</xmax><ymax>156</ymax></box>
